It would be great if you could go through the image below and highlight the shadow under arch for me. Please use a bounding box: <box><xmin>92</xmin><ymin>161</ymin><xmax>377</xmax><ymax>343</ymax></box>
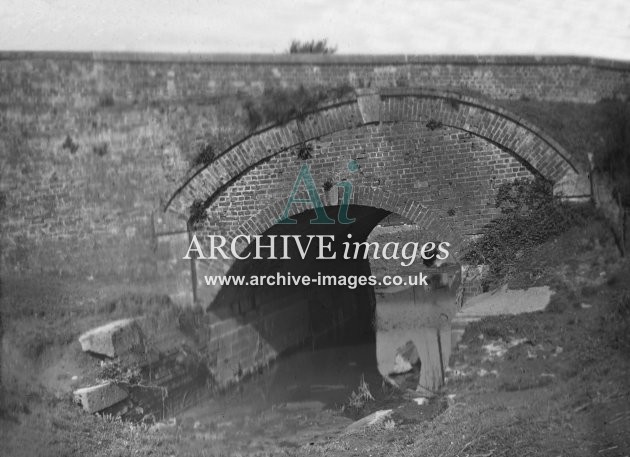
<box><xmin>193</xmin><ymin>186</ymin><xmax>465</xmax><ymax>309</ymax></box>
<box><xmin>196</xmin><ymin>202</ymin><xmax>462</xmax><ymax>396</ymax></box>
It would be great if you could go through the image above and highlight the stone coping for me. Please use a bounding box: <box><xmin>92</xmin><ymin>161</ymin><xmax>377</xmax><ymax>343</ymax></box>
<box><xmin>1</xmin><ymin>51</ymin><xmax>629</xmax><ymax>69</ymax></box>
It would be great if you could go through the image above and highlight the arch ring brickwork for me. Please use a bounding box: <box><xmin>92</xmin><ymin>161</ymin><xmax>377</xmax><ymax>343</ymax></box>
<box><xmin>167</xmin><ymin>87</ymin><xmax>590</xmax><ymax>218</ymax></box>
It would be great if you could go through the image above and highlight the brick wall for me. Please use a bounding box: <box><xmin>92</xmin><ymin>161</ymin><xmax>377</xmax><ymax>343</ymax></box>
<box><xmin>3</xmin><ymin>52</ymin><xmax>628</xmax><ymax>399</ymax></box>
<box><xmin>1</xmin><ymin>52</ymin><xmax>628</xmax><ymax>281</ymax></box>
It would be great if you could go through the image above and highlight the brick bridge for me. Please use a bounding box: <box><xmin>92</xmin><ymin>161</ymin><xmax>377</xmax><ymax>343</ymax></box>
<box><xmin>1</xmin><ymin>52</ymin><xmax>629</xmax><ymax>394</ymax></box>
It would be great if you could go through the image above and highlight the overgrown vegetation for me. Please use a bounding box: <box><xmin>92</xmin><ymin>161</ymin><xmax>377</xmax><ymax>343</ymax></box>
<box><xmin>61</xmin><ymin>135</ymin><xmax>79</xmax><ymax>154</ymax></box>
<box><xmin>462</xmin><ymin>177</ymin><xmax>596</xmax><ymax>290</ymax></box>
<box><xmin>186</xmin><ymin>83</ymin><xmax>355</xmax><ymax>225</ymax></box>
<box><xmin>243</xmin><ymin>83</ymin><xmax>355</xmax><ymax>131</ymax></box>
<box><xmin>295</xmin><ymin>142</ymin><xmax>313</xmax><ymax>160</ymax></box>
<box><xmin>287</xmin><ymin>39</ymin><xmax>337</xmax><ymax>54</ymax></box>
<box><xmin>344</xmin><ymin>375</ymin><xmax>375</xmax><ymax>411</ymax></box>
<box><xmin>188</xmin><ymin>199</ymin><xmax>207</xmax><ymax>229</ymax></box>
<box><xmin>190</xmin><ymin>143</ymin><xmax>215</xmax><ymax>168</ymax></box>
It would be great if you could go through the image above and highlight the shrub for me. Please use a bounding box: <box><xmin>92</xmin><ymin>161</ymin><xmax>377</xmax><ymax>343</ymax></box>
<box><xmin>345</xmin><ymin>375</ymin><xmax>374</xmax><ymax>410</ymax></box>
<box><xmin>462</xmin><ymin>177</ymin><xmax>594</xmax><ymax>289</ymax></box>
<box><xmin>288</xmin><ymin>39</ymin><xmax>336</xmax><ymax>54</ymax></box>
<box><xmin>243</xmin><ymin>84</ymin><xmax>354</xmax><ymax>131</ymax></box>
<box><xmin>188</xmin><ymin>199</ymin><xmax>207</xmax><ymax>229</ymax></box>
<box><xmin>190</xmin><ymin>143</ymin><xmax>215</xmax><ymax>168</ymax></box>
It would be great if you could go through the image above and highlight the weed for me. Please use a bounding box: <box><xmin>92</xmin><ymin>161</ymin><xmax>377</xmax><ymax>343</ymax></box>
<box><xmin>99</xmin><ymin>360</ymin><xmax>142</xmax><ymax>384</ymax></box>
<box><xmin>447</xmin><ymin>98</ymin><xmax>460</xmax><ymax>110</ymax></box>
<box><xmin>61</xmin><ymin>135</ymin><xmax>79</xmax><ymax>154</ymax></box>
<box><xmin>188</xmin><ymin>199</ymin><xmax>207</xmax><ymax>228</ymax></box>
<box><xmin>462</xmin><ymin>178</ymin><xmax>596</xmax><ymax>289</ymax></box>
<box><xmin>426</xmin><ymin>119</ymin><xmax>442</xmax><ymax>131</ymax></box>
<box><xmin>92</xmin><ymin>142</ymin><xmax>108</xmax><ymax>157</ymax></box>
<box><xmin>190</xmin><ymin>143</ymin><xmax>215</xmax><ymax>168</ymax></box>
<box><xmin>98</xmin><ymin>92</ymin><xmax>115</xmax><ymax>107</ymax></box>
<box><xmin>295</xmin><ymin>142</ymin><xmax>313</xmax><ymax>160</ymax></box>
<box><xmin>243</xmin><ymin>83</ymin><xmax>355</xmax><ymax>131</ymax></box>
<box><xmin>346</xmin><ymin>375</ymin><xmax>375</xmax><ymax>410</ymax></box>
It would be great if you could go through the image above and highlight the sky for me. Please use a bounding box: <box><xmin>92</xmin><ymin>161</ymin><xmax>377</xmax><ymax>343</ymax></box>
<box><xmin>1</xmin><ymin>0</ymin><xmax>629</xmax><ymax>59</ymax></box>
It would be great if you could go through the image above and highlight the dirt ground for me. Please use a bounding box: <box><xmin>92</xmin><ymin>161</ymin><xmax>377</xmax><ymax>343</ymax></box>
<box><xmin>1</xmin><ymin>219</ymin><xmax>629</xmax><ymax>457</ymax></box>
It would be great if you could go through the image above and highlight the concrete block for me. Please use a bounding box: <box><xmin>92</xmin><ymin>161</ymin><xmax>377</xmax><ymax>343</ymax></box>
<box><xmin>554</xmin><ymin>171</ymin><xmax>591</xmax><ymax>200</ymax></box>
<box><xmin>79</xmin><ymin>318</ymin><xmax>144</xmax><ymax>358</ymax></box>
<box><xmin>456</xmin><ymin>284</ymin><xmax>552</xmax><ymax>319</ymax></box>
<box><xmin>74</xmin><ymin>382</ymin><xmax>128</xmax><ymax>413</ymax></box>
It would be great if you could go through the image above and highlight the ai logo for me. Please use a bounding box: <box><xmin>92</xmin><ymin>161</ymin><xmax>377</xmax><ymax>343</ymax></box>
<box><xmin>277</xmin><ymin>160</ymin><xmax>359</xmax><ymax>225</ymax></box>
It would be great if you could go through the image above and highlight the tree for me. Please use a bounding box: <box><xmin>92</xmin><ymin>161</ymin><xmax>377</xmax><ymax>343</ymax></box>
<box><xmin>288</xmin><ymin>39</ymin><xmax>337</xmax><ymax>54</ymax></box>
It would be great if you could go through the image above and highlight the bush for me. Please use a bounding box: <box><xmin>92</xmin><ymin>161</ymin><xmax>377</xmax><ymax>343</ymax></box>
<box><xmin>462</xmin><ymin>178</ymin><xmax>594</xmax><ymax>289</ymax></box>
<box><xmin>190</xmin><ymin>143</ymin><xmax>215</xmax><ymax>168</ymax></box>
<box><xmin>288</xmin><ymin>39</ymin><xmax>336</xmax><ymax>54</ymax></box>
<box><xmin>243</xmin><ymin>83</ymin><xmax>354</xmax><ymax>131</ymax></box>
<box><xmin>188</xmin><ymin>199</ymin><xmax>207</xmax><ymax>229</ymax></box>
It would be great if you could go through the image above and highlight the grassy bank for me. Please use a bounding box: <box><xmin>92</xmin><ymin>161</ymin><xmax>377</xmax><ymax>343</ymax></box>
<box><xmin>1</xmin><ymin>215</ymin><xmax>629</xmax><ymax>456</ymax></box>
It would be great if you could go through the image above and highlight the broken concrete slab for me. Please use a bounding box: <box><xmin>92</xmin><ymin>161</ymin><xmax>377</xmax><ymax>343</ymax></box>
<box><xmin>73</xmin><ymin>381</ymin><xmax>128</xmax><ymax>413</ymax></box>
<box><xmin>79</xmin><ymin>318</ymin><xmax>144</xmax><ymax>359</ymax></box>
<box><xmin>346</xmin><ymin>409</ymin><xmax>393</xmax><ymax>433</ymax></box>
<box><xmin>451</xmin><ymin>285</ymin><xmax>553</xmax><ymax>348</ymax></box>
<box><xmin>457</xmin><ymin>284</ymin><xmax>552</xmax><ymax>319</ymax></box>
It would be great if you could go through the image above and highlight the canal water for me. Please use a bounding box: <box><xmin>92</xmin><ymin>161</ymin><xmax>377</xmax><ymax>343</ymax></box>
<box><xmin>177</xmin><ymin>340</ymin><xmax>383</xmax><ymax>453</ymax></box>
<box><xmin>171</xmin><ymin>269</ymin><xmax>459</xmax><ymax>455</ymax></box>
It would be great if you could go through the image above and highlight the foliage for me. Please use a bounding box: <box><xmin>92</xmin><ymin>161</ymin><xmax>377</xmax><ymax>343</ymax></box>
<box><xmin>92</xmin><ymin>142</ymin><xmax>109</xmax><ymax>157</ymax></box>
<box><xmin>188</xmin><ymin>199</ymin><xmax>207</xmax><ymax>229</ymax></box>
<box><xmin>345</xmin><ymin>375</ymin><xmax>374</xmax><ymax>410</ymax></box>
<box><xmin>243</xmin><ymin>83</ymin><xmax>355</xmax><ymax>131</ymax></box>
<box><xmin>295</xmin><ymin>142</ymin><xmax>313</xmax><ymax>160</ymax></box>
<box><xmin>288</xmin><ymin>39</ymin><xmax>337</xmax><ymax>54</ymax></box>
<box><xmin>190</xmin><ymin>143</ymin><xmax>215</xmax><ymax>168</ymax></box>
<box><xmin>98</xmin><ymin>92</ymin><xmax>115</xmax><ymax>107</ymax></box>
<box><xmin>426</xmin><ymin>119</ymin><xmax>443</xmax><ymax>130</ymax></box>
<box><xmin>462</xmin><ymin>178</ymin><xmax>595</xmax><ymax>289</ymax></box>
<box><xmin>61</xmin><ymin>135</ymin><xmax>79</xmax><ymax>154</ymax></box>
<box><xmin>98</xmin><ymin>360</ymin><xmax>142</xmax><ymax>384</ymax></box>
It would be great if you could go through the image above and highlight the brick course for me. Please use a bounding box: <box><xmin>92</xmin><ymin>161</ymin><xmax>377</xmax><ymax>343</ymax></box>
<box><xmin>1</xmin><ymin>52</ymin><xmax>627</xmax><ymax>281</ymax></box>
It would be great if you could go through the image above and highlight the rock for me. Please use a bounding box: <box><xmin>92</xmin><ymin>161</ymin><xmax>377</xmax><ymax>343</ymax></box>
<box><xmin>456</xmin><ymin>285</ymin><xmax>552</xmax><ymax>320</ymax></box>
<box><xmin>346</xmin><ymin>409</ymin><xmax>392</xmax><ymax>433</ymax></box>
<box><xmin>73</xmin><ymin>382</ymin><xmax>128</xmax><ymax>413</ymax></box>
<box><xmin>78</xmin><ymin>318</ymin><xmax>144</xmax><ymax>359</ymax></box>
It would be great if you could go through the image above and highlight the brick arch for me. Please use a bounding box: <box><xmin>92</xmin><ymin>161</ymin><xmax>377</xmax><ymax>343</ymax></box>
<box><xmin>166</xmin><ymin>87</ymin><xmax>588</xmax><ymax>217</ymax></box>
